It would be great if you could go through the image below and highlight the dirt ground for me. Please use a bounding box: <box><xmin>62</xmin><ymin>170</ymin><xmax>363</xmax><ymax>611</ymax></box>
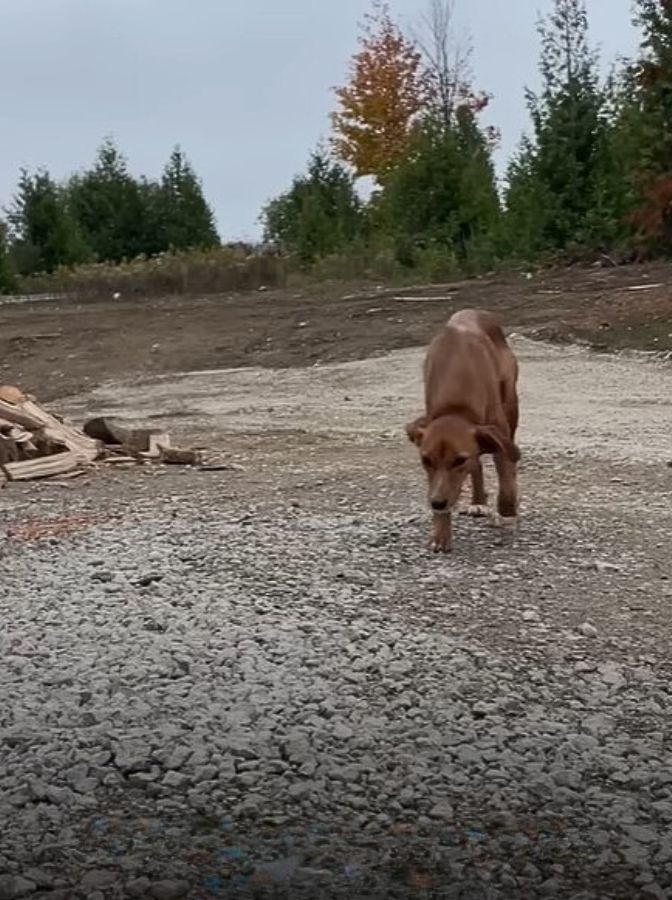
<box><xmin>2</xmin><ymin>261</ymin><xmax>672</xmax><ymax>403</ymax></box>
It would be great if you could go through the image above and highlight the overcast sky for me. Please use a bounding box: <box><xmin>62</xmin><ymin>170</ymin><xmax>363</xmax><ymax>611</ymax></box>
<box><xmin>0</xmin><ymin>0</ymin><xmax>638</xmax><ymax>241</ymax></box>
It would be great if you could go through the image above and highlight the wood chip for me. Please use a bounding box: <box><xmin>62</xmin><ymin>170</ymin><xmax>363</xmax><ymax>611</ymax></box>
<box><xmin>158</xmin><ymin>446</ymin><xmax>203</xmax><ymax>466</ymax></box>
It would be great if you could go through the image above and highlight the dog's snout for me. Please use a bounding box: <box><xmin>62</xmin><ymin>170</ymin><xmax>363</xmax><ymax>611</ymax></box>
<box><xmin>431</xmin><ymin>499</ymin><xmax>448</xmax><ymax>511</ymax></box>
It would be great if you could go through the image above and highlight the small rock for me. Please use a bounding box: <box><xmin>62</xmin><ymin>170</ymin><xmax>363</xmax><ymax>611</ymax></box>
<box><xmin>22</xmin><ymin>870</ymin><xmax>53</xmax><ymax>889</ymax></box>
<box><xmin>149</xmin><ymin>880</ymin><xmax>191</xmax><ymax>900</ymax></box>
<box><xmin>0</xmin><ymin>875</ymin><xmax>37</xmax><ymax>899</ymax></box>
<box><xmin>577</xmin><ymin>622</ymin><xmax>599</xmax><ymax>638</ymax></box>
<box><xmin>162</xmin><ymin>771</ymin><xmax>190</xmax><ymax>790</ymax></box>
<box><xmin>295</xmin><ymin>867</ymin><xmax>332</xmax><ymax>881</ymax></box>
<box><xmin>194</xmin><ymin>764</ymin><xmax>218</xmax><ymax>783</ymax></box>
<box><xmin>624</xmin><ymin>825</ymin><xmax>659</xmax><ymax>845</ymax></box>
<box><xmin>80</xmin><ymin>870</ymin><xmax>117</xmax><ymax>891</ymax></box>
<box><xmin>592</xmin><ymin>561</ymin><xmax>621</xmax><ymax>574</ymax></box>
<box><xmin>113</xmin><ymin>742</ymin><xmax>152</xmax><ymax>773</ymax></box>
<box><xmin>254</xmin><ymin>857</ymin><xmax>301</xmax><ymax>883</ymax></box>
<box><xmin>288</xmin><ymin>782</ymin><xmax>312</xmax><ymax>799</ymax></box>
<box><xmin>45</xmin><ymin>786</ymin><xmax>74</xmax><ymax>806</ymax></box>
<box><xmin>127</xmin><ymin>878</ymin><xmax>151</xmax><ymax>898</ymax></box>
<box><xmin>332</xmin><ymin>722</ymin><xmax>354</xmax><ymax>740</ymax></box>
<box><xmin>430</xmin><ymin>800</ymin><xmax>454</xmax><ymax>822</ymax></box>
<box><xmin>472</xmin><ymin>701</ymin><xmax>492</xmax><ymax>718</ymax></box>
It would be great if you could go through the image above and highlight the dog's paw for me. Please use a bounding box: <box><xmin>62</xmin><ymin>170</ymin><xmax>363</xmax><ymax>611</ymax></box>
<box><xmin>428</xmin><ymin>538</ymin><xmax>452</xmax><ymax>553</ymax></box>
<box><xmin>497</xmin><ymin>515</ymin><xmax>519</xmax><ymax>531</ymax></box>
<box><xmin>460</xmin><ymin>504</ymin><xmax>490</xmax><ymax>519</ymax></box>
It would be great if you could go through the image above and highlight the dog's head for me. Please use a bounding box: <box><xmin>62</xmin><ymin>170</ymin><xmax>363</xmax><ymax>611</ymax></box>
<box><xmin>405</xmin><ymin>414</ymin><xmax>519</xmax><ymax>513</ymax></box>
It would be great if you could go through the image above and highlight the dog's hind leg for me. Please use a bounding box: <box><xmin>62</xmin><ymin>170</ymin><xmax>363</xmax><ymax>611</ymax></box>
<box><xmin>494</xmin><ymin>450</ymin><xmax>518</xmax><ymax>532</ymax></box>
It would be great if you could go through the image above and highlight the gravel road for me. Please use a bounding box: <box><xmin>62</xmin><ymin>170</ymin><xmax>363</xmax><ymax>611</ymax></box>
<box><xmin>2</xmin><ymin>338</ymin><xmax>672</xmax><ymax>900</ymax></box>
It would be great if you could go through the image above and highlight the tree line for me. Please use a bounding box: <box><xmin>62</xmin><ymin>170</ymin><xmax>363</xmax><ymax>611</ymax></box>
<box><xmin>3</xmin><ymin>0</ymin><xmax>672</xmax><ymax>293</ymax></box>
<box><xmin>0</xmin><ymin>140</ymin><xmax>219</xmax><ymax>291</ymax></box>
<box><xmin>262</xmin><ymin>0</ymin><xmax>672</xmax><ymax>276</ymax></box>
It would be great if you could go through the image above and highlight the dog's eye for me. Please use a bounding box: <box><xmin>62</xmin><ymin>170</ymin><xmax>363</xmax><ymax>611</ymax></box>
<box><xmin>421</xmin><ymin>455</ymin><xmax>432</xmax><ymax>468</ymax></box>
<box><xmin>451</xmin><ymin>454</ymin><xmax>469</xmax><ymax>469</ymax></box>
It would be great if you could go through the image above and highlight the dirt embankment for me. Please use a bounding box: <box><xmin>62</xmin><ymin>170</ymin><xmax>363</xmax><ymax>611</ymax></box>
<box><xmin>2</xmin><ymin>261</ymin><xmax>672</xmax><ymax>402</ymax></box>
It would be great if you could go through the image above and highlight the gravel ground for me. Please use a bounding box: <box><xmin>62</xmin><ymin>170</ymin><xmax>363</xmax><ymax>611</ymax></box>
<box><xmin>2</xmin><ymin>338</ymin><xmax>672</xmax><ymax>899</ymax></box>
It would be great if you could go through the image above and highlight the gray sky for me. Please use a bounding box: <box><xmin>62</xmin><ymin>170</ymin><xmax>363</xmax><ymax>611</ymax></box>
<box><xmin>0</xmin><ymin>0</ymin><xmax>637</xmax><ymax>241</ymax></box>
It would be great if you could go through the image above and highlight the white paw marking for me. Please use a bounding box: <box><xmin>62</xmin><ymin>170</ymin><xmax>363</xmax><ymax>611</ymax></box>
<box><xmin>428</xmin><ymin>536</ymin><xmax>452</xmax><ymax>553</ymax></box>
<box><xmin>461</xmin><ymin>504</ymin><xmax>490</xmax><ymax>519</ymax></box>
<box><xmin>498</xmin><ymin>516</ymin><xmax>518</xmax><ymax>530</ymax></box>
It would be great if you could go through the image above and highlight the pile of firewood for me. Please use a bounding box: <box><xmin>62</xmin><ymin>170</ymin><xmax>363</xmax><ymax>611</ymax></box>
<box><xmin>0</xmin><ymin>385</ymin><xmax>203</xmax><ymax>484</ymax></box>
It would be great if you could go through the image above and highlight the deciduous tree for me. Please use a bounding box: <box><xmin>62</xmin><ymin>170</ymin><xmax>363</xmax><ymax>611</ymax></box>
<box><xmin>331</xmin><ymin>1</ymin><xmax>425</xmax><ymax>181</ymax></box>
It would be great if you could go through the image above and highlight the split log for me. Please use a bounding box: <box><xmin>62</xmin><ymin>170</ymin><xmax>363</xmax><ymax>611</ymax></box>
<box><xmin>139</xmin><ymin>433</ymin><xmax>171</xmax><ymax>460</ymax></box>
<box><xmin>0</xmin><ymin>420</ymin><xmax>38</xmax><ymax>464</ymax></box>
<box><xmin>158</xmin><ymin>446</ymin><xmax>203</xmax><ymax>466</ymax></box>
<box><xmin>1</xmin><ymin>450</ymin><xmax>80</xmax><ymax>482</ymax></box>
<box><xmin>0</xmin><ymin>385</ymin><xmax>26</xmax><ymax>404</ymax></box>
<box><xmin>84</xmin><ymin>417</ymin><xmax>168</xmax><ymax>455</ymax></box>
<box><xmin>0</xmin><ymin>396</ymin><xmax>99</xmax><ymax>463</ymax></box>
<box><xmin>103</xmin><ymin>455</ymin><xmax>140</xmax><ymax>465</ymax></box>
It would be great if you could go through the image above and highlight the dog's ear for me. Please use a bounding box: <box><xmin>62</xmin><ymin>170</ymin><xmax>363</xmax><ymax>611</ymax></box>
<box><xmin>405</xmin><ymin>416</ymin><xmax>428</xmax><ymax>446</ymax></box>
<box><xmin>474</xmin><ymin>425</ymin><xmax>520</xmax><ymax>463</ymax></box>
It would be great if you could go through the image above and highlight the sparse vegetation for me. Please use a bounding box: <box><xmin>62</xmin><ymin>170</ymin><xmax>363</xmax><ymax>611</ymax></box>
<box><xmin>19</xmin><ymin>246</ymin><xmax>287</xmax><ymax>300</ymax></box>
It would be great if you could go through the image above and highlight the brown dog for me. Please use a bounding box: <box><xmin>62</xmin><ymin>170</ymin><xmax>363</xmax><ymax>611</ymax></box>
<box><xmin>406</xmin><ymin>309</ymin><xmax>520</xmax><ymax>552</ymax></box>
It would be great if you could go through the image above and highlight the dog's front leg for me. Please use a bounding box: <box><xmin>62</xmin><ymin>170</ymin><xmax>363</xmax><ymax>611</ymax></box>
<box><xmin>461</xmin><ymin>458</ymin><xmax>489</xmax><ymax>518</ymax></box>
<box><xmin>428</xmin><ymin>514</ymin><xmax>452</xmax><ymax>552</ymax></box>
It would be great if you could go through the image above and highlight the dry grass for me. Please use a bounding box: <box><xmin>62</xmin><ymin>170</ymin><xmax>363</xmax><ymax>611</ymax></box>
<box><xmin>19</xmin><ymin>246</ymin><xmax>289</xmax><ymax>299</ymax></box>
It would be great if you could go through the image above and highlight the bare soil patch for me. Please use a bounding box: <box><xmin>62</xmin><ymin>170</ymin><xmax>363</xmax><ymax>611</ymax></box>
<box><xmin>3</xmin><ymin>261</ymin><xmax>672</xmax><ymax>402</ymax></box>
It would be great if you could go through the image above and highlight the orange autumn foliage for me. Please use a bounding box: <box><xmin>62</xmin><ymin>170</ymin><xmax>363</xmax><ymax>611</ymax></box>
<box><xmin>331</xmin><ymin>2</ymin><xmax>426</xmax><ymax>181</ymax></box>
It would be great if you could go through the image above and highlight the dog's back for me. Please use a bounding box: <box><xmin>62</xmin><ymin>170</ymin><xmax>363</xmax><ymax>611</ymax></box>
<box><xmin>424</xmin><ymin>309</ymin><xmax>516</xmax><ymax>426</ymax></box>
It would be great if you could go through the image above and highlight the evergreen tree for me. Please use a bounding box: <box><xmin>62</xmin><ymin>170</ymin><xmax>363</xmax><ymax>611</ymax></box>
<box><xmin>7</xmin><ymin>169</ymin><xmax>90</xmax><ymax>275</ymax></box>
<box><xmin>632</xmin><ymin>0</ymin><xmax>672</xmax><ymax>175</ymax></box>
<box><xmin>67</xmin><ymin>138</ymin><xmax>150</xmax><ymax>262</ymax></box>
<box><xmin>0</xmin><ymin>219</ymin><xmax>17</xmax><ymax>293</ymax></box>
<box><xmin>375</xmin><ymin>108</ymin><xmax>499</xmax><ymax>266</ymax></box>
<box><xmin>155</xmin><ymin>147</ymin><xmax>219</xmax><ymax>251</ymax></box>
<box><xmin>504</xmin><ymin>0</ymin><xmax>609</xmax><ymax>255</ymax></box>
<box><xmin>618</xmin><ymin>1</ymin><xmax>672</xmax><ymax>251</ymax></box>
<box><xmin>261</xmin><ymin>150</ymin><xmax>362</xmax><ymax>264</ymax></box>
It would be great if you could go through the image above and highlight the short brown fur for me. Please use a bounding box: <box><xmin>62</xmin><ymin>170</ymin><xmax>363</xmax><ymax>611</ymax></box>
<box><xmin>406</xmin><ymin>309</ymin><xmax>520</xmax><ymax>552</ymax></box>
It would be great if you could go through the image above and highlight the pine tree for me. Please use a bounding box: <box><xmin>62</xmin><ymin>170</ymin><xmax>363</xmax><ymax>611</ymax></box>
<box><xmin>262</xmin><ymin>150</ymin><xmax>362</xmax><ymax>264</ymax></box>
<box><xmin>632</xmin><ymin>0</ymin><xmax>672</xmax><ymax>174</ymax></box>
<box><xmin>376</xmin><ymin>108</ymin><xmax>499</xmax><ymax>268</ymax></box>
<box><xmin>504</xmin><ymin>0</ymin><xmax>608</xmax><ymax>255</ymax></box>
<box><xmin>67</xmin><ymin>138</ymin><xmax>150</xmax><ymax>263</ymax></box>
<box><xmin>7</xmin><ymin>169</ymin><xmax>90</xmax><ymax>275</ymax></box>
<box><xmin>0</xmin><ymin>219</ymin><xmax>17</xmax><ymax>292</ymax></box>
<box><xmin>620</xmin><ymin>1</ymin><xmax>672</xmax><ymax>251</ymax></box>
<box><xmin>155</xmin><ymin>147</ymin><xmax>219</xmax><ymax>251</ymax></box>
